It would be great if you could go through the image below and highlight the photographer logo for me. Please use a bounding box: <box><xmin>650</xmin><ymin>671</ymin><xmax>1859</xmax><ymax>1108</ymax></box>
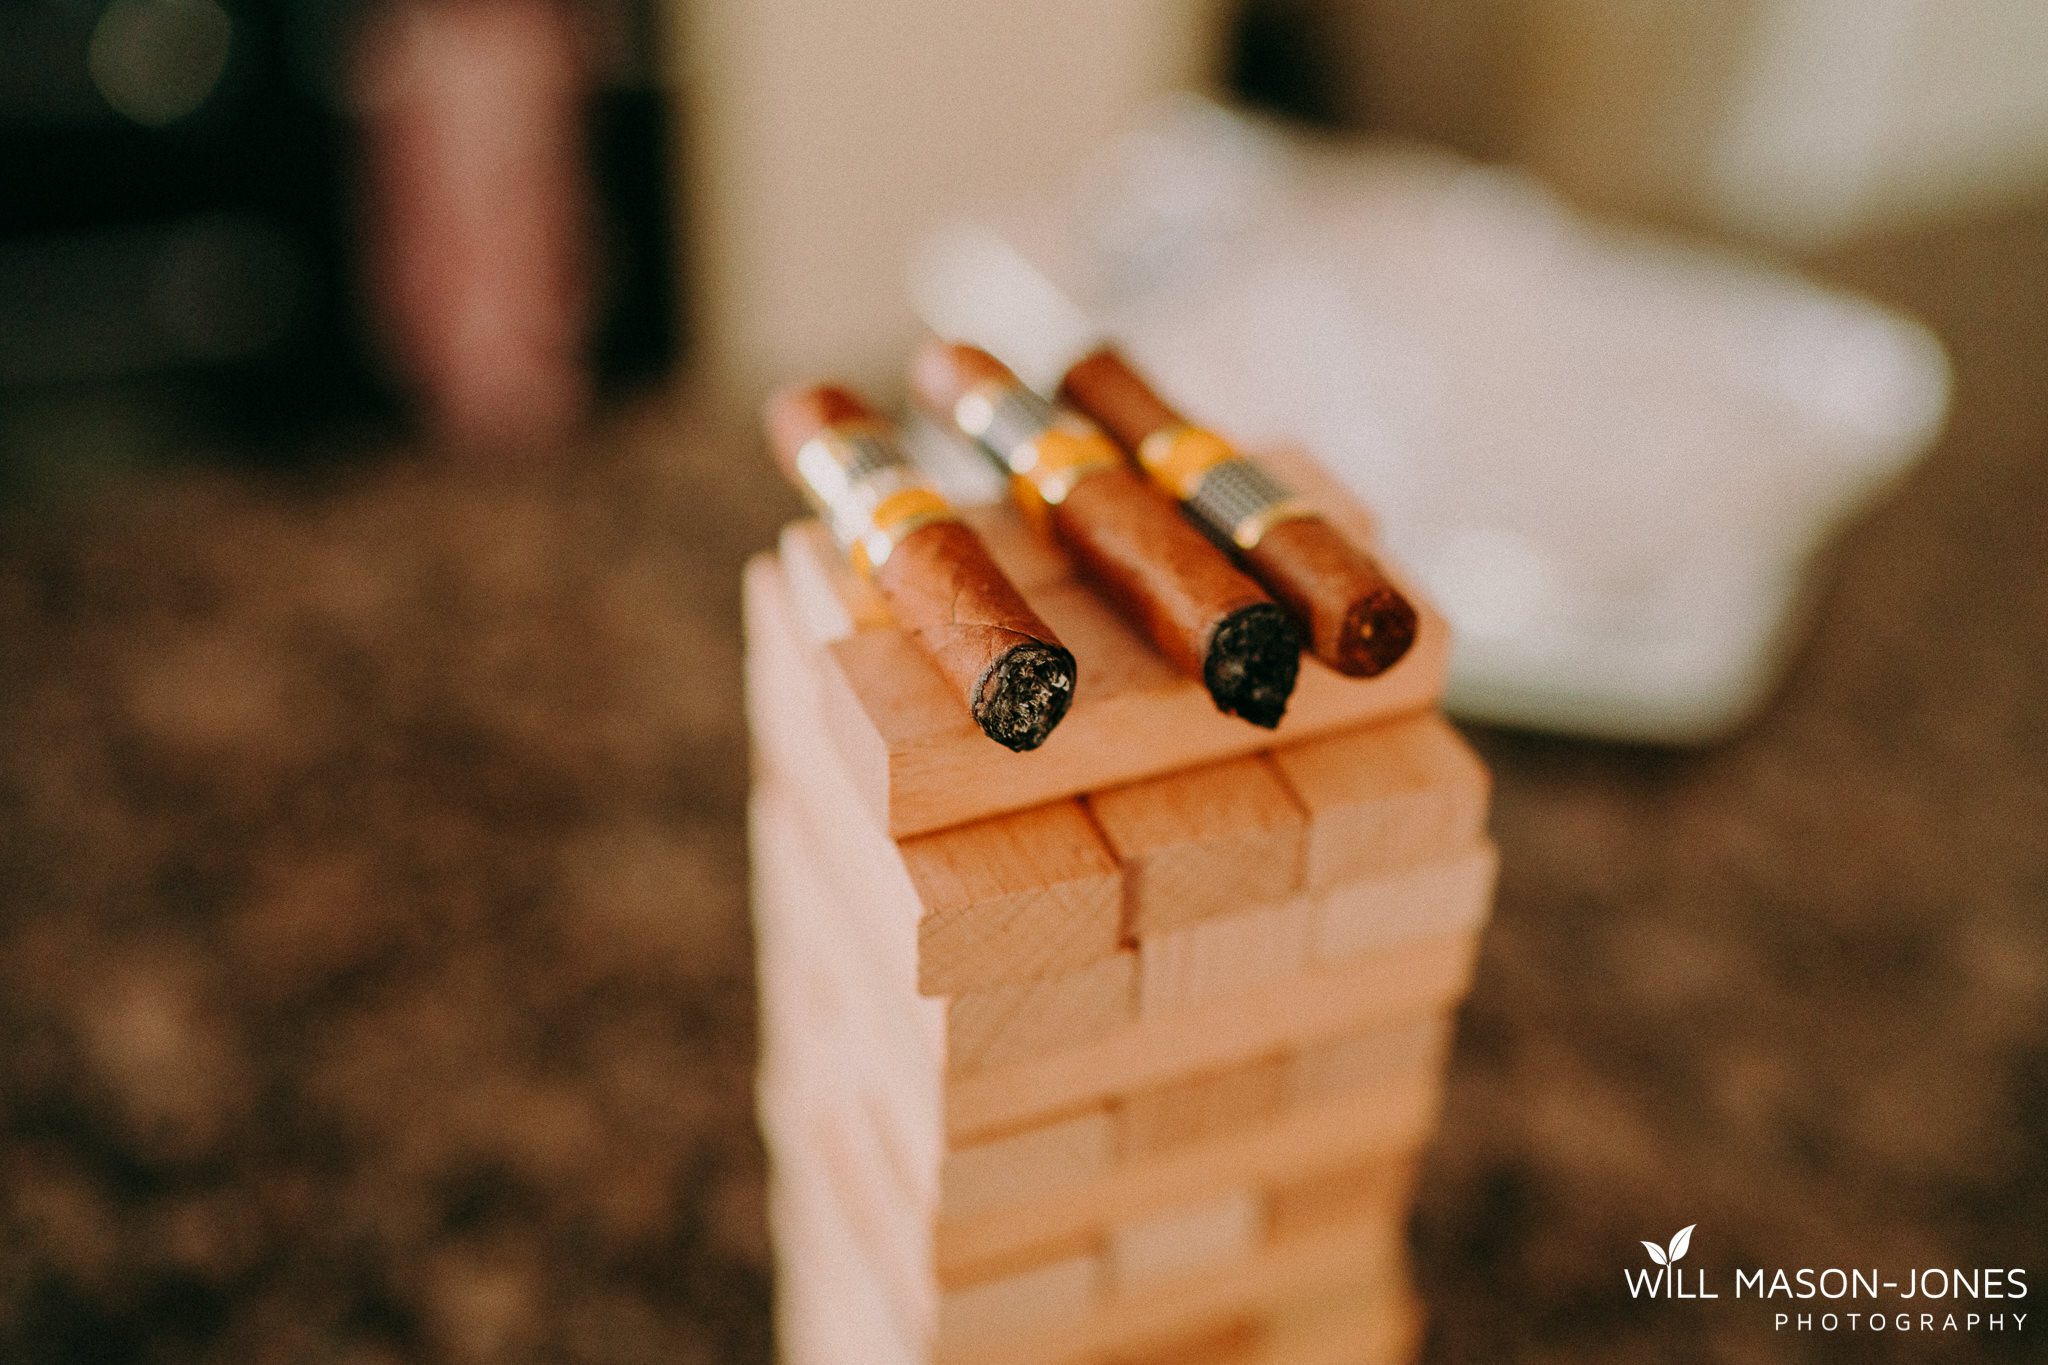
<box><xmin>1627</xmin><ymin>1224</ymin><xmax>1712</xmax><ymax>1299</ymax></box>
<box><xmin>1622</xmin><ymin>1224</ymin><xmax>2029</xmax><ymax>1334</ymax></box>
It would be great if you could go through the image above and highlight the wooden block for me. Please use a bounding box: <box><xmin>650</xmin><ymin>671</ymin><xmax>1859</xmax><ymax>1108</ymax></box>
<box><xmin>752</xmin><ymin>781</ymin><xmax>943</xmax><ymax>1070</ymax></box>
<box><xmin>1290</xmin><ymin>1009</ymin><xmax>1453</xmax><ymax>1109</ymax></box>
<box><xmin>903</xmin><ymin>800</ymin><xmax>1126</xmax><ymax>994</ymax></box>
<box><xmin>938</xmin><ymin>1076</ymin><xmax>1437</xmax><ymax>1283</ymax></box>
<box><xmin>751</xmin><ymin>785</ymin><xmax>944</xmax><ymax>1183</ymax></box>
<box><xmin>1313</xmin><ymin>844</ymin><xmax>1497</xmax><ymax>964</ymax></box>
<box><xmin>765</xmin><ymin>461</ymin><xmax>1452</xmax><ymax>838</ymax></box>
<box><xmin>1265</xmin><ymin>1152</ymin><xmax>1421</xmax><ymax>1248</ymax></box>
<box><xmin>1268</xmin><ymin>712</ymin><xmax>1490</xmax><ymax>890</ymax></box>
<box><xmin>753</xmin><ymin>950</ymin><xmax>937</xmax><ymax>1265</ymax></box>
<box><xmin>934</xmin><ymin>1201</ymin><xmax>1407</xmax><ymax>1365</ymax></box>
<box><xmin>779</xmin><ymin>521</ymin><xmax>891</xmax><ymax>642</ymax></box>
<box><xmin>950</xmin><ymin>953</ymin><xmax>1136</xmax><ymax>1076</ymax></box>
<box><xmin>936</xmin><ymin>1249</ymin><xmax>1103</xmax><ymax>1356</ymax></box>
<box><xmin>749</xmin><ymin>558</ymin><xmax>1127</xmax><ymax>994</ymax></box>
<box><xmin>745</xmin><ymin>553</ymin><xmax>828</xmax><ymax>776</ymax></box>
<box><xmin>1088</xmin><ymin>757</ymin><xmax>1307</xmax><ymax>935</ymax></box>
<box><xmin>961</xmin><ymin>502</ymin><xmax>1085</xmax><ymax>591</ymax></box>
<box><xmin>942</xmin><ymin>1109</ymin><xmax>1114</xmax><ymax>1222</ymax></box>
<box><xmin>749</xmin><ymin>525</ymin><xmax>1469</xmax><ymax>1363</ymax></box>
<box><xmin>759</xmin><ymin>1084</ymin><xmax>935</xmax><ymax>1347</ymax></box>
<box><xmin>1138</xmin><ymin>900</ymin><xmax>1313</xmax><ymax>1019</ymax></box>
<box><xmin>758</xmin><ymin>1052</ymin><xmax>940</xmax><ymax>1286</ymax></box>
<box><xmin>1253</xmin><ymin>1273</ymin><xmax>1423</xmax><ymax>1365</ymax></box>
<box><xmin>754</xmin><ymin>904</ymin><xmax>934</xmax><ymax>1213</ymax></box>
<box><xmin>1095</xmin><ymin>1277</ymin><xmax>1421</xmax><ymax>1365</ymax></box>
<box><xmin>1105</xmin><ymin>1321</ymin><xmax>1262</xmax><ymax>1365</ymax></box>
<box><xmin>1118</xmin><ymin>1056</ymin><xmax>1291</xmax><ymax>1164</ymax></box>
<box><xmin>767</xmin><ymin>1122</ymin><xmax>921</xmax><ymax>1365</ymax></box>
<box><xmin>1111</xmin><ymin>1190</ymin><xmax>1263</xmax><ymax>1292</ymax></box>
<box><xmin>946</xmin><ymin>927</ymin><xmax>1481</xmax><ymax>1145</ymax></box>
<box><xmin>747</xmin><ymin>556</ymin><xmax>926</xmax><ymax>959</ymax></box>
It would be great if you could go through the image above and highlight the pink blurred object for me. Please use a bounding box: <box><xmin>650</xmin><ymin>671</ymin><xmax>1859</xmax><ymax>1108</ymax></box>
<box><xmin>353</xmin><ymin>0</ymin><xmax>594</xmax><ymax>455</ymax></box>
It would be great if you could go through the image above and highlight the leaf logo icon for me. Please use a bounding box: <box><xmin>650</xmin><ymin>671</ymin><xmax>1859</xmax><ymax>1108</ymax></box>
<box><xmin>1642</xmin><ymin>1224</ymin><xmax>1695</xmax><ymax>1266</ymax></box>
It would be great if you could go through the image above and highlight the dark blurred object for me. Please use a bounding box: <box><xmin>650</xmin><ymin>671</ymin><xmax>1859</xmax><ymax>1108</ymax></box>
<box><xmin>1225</xmin><ymin>0</ymin><xmax>1351</xmax><ymax>127</ymax></box>
<box><xmin>0</xmin><ymin>0</ymin><xmax>675</xmax><ymax>458</ymax></box>
<box><xmin>1225</xmin><ymin>0</ymin><xmax>1515</xmax><ymax>155</ymax></box>
<box><xmin>352</xmin><ymin>0</ymin><xmax>596</xmax><ymax>455</ymax></box>
<box><xmin>0</xmin><ymin>0</ymin><xmax>376</xmax><ymax>440</ymax></box>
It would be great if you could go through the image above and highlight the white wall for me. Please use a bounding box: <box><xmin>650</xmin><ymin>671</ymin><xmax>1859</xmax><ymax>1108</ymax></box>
<box><xmin>668</xmin><ymin>0</ymin><xmax>1224</xmax><ymax>413</ymax></box>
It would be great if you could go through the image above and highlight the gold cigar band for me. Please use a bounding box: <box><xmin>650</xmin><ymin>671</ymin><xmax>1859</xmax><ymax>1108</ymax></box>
<box><xmin>795</xmin><ymin>422</ymin><xmax>960</xmax><ymax>575</ymax></box>
<box><xmin>1141</xmin><ymin>426</ymin><xmax>1315</xmax><ymax>550</ymax></box>
<box><xmin>1135</xmin><ymin>425</ymin><xmax>1234</xmax><ymax>500</ymax></box>
<box><xmin>954</xmin><ymin>381</ymin><xmax>1121</xmax><ymax>510</ymax></box>
<box><xmin>1010</xmin><ymin>422</ymin><xmax>1123</xmax><ymax>507</ymax></box>
<box><xmin>1226</xmin><ymin>495</ymin><xmax>1316</xmax><ymax>550</ymax></box>
<box><xmin>849</xmin><ymin>485</ymin><xmax>955</xmax><ymax>575</ymax></box>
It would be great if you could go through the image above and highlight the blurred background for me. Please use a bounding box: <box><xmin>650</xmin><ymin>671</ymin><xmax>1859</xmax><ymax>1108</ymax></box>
<box><xmin>1</xmin><ymin>0</ymin><xmax>2044</xmax><ymax>1361</ymax></box>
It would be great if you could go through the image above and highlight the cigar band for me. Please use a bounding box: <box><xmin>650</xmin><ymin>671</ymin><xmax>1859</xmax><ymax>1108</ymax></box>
<box><xmin>797</xmin><ymin>423</ymin><xmax>960</xmax><ymax>573</ymax></box>
<box><xmin>957</xmin><ymin>381</ymin><xmax>1119</xmax><ymax>507</ymax></box>
<box><xmin>1136</xmin><ymin>425</ymin><xmax>1236</xmax><ymax>500</ymax></box>
<box><xmin>1174</xmin><ymin>448</ymin><xmax>1317</xmax><ymax>551</ymax></box>
<box><xmin>794</xmin><ymin>420</ymin><xmax>900</xmax><ymax>508</ymax></box>
<box><xmin>849</xmin><ymin>485</ymin><xmax>957</xmax><ymax>574</ymax></box>
<box><xmin>1011</xmin><ymin>423</ymin><xmax>1122</xmax><ymax>506</ymax></box>
<box><xmin>1224</xmin><ymin>492</ymin><xmax>1318</xmax><ymax>550</ymax></box>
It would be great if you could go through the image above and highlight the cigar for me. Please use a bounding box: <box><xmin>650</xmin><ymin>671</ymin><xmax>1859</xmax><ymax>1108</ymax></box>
<box><xmin>1061</xmin><ymin>348</ymin><xmax>1418</xmax><ymax>678</ymax></box>
<box><xmin>912</xmin><ymin>342</ymin><xmax>1300</xmax><ymax>729</ymax></box>
<box><xmin>765</xmin><ymin>385</ymin><xmax>1077</xmax><ymax>752</ymax></box>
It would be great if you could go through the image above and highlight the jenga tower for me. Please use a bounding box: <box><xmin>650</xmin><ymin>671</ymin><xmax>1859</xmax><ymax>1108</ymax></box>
<box><xmin>745</xmin><ymin>451</ymin><xmax>1493</xmax><ymax>1365</ymax></box>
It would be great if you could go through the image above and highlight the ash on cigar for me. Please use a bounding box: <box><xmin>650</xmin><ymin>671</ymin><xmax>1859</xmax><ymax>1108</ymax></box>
<box><xmin>1202</xmin><ymin>602</ymin><xmax>1300</xmax><ymax>729</ymax></box>
<box><xmin>975</xmin><ymin>640</ymin><xmax>1078</xmax><ymax>752</ymax></box>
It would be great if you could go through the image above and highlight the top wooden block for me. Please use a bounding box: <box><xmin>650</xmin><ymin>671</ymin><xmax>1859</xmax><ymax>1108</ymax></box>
<box><xmin>1269</xmin><ymin>714</ymin><xmax>1492</xmax><ymax>889</ymax></box>
<box><xmin>780</xmin><ymin>450</ymin><xmax>1449</xmax><ymax>838</ymax></box>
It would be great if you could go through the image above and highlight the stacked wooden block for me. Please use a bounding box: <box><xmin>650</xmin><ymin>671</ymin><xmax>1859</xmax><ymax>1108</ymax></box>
<box><xmin>745</xmin><ymin>453</ymin><xmax>1494</xmax><ymax>1365</ymax></box>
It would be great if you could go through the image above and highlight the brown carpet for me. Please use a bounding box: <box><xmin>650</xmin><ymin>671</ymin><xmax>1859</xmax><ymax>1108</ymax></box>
<box><xmin>0</xmin><ymin>414</ymin><xmax>798</xmax><ymax>1363</ymax></box>
<box><xmin>0</xmin><ymin>201</ymin><xmax>2042</xmax><ymax>1364</ymax></box>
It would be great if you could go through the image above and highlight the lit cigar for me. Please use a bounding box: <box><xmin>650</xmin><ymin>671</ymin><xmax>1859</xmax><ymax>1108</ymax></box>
<box><xmin>912</xmin><ymin>342</ymin><xmax>1300</xmax><ymax>729</ymax></box>
<box><xmin>1061</xmin><ymin>348</ymin><xmax>1417</xmax><ymax>678</ymax></box>
<box><xmin>765</xmin><ymin>385</ymin><xmax>1077</xmax><ymax>751</ymax></box>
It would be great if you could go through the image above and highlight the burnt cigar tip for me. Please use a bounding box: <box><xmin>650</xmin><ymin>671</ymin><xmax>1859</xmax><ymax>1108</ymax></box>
<box><xmin>1338</xmin><ymin>586</ymin><xmax>1420</xmax><ymax>678</ymax></box>
<box><xmin>972</xmin><ymin>639</ymin><xmax>1078</xmax><ymax>752</ymax></box>
<box><xmin>910</xmin><ymin>340</ymin><xmax>1016</xmax><ymax>419</ymax></box>
<box><xmin>1204</xmin><ymin>602</ymin><xmax>1301</xmax><ymax>729</ymax></box>
<box><xmin>764</xmin><ymin>383</ymin><xmax>875</xmax><ymax>470</ymax></box>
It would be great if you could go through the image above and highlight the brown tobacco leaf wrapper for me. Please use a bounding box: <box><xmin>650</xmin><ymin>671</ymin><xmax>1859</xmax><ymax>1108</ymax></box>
<box><xmin>1058</xmin><ymin>350</ymin><xmax>1178</xmax><ymax>454</ymax></box>
<box><xmin>1243</xmin><ymin>517</ymin><xmax>1417</xmax><ymax>677</ymax></box>
<box><xmin>1062</xmin><ymin>348</ymin><xmax>1418</xmax><ymax>678</ymax></box>
<box><xmin>764</xmin><ymin>385</ymin><xmax>1076</xmax><ymax>751</ymax></box>
<box><xmin>875</xmin><ymin>520</ymin><xmax>1078</xmax><ymax>751</ymax></box>
<box><xmin>1056</xmin><ymin>469</ymin><xmax>1299</xmax><ymax>727</ymax></box>
<box><xmin>912</xmin><ymin>342</ymin><xmax>1300</xmax><ymax>729</ymax></box>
